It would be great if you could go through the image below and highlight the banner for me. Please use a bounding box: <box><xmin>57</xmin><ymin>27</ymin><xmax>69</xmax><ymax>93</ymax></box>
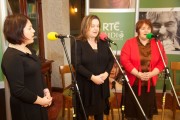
<box><xmin>90</xmin><ymin>0</ymin><xmax>136</xmax><ymax>52</ymax></box>
<box><xmin>89</xmin><ymin>0</ymin><xmax>180</xmax><ymax>90</ymax></box>
<box><xmin>90</xmin><ymin>11</ymin><xmax>135</xmax><ymax>50</ymax></box>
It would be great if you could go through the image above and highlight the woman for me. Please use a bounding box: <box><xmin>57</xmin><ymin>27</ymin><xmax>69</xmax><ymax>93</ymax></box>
<box><xmin>72</xmin><ymin>15</ymin><xmax>114</xmax><ymax>120</ymax></box>
<box><xmin>1</xmin><ymin>14</ymin><xmax>52</xmax><ymax>120</ymax></box>
<box><xmin>120</xmin><ymin>19</ymin><xmax>167</xmax><ymax>120</ymax></box>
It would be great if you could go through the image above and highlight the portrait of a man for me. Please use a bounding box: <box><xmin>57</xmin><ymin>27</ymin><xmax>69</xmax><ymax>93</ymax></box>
<box><xmin>140</xmin><ymin>11</ymin><xmax>180</xmax><ymax>54</ymax></box>
<box><xmin>90</xmin><ymin>0</ymin><xmax>135</xmax><ymax>9</ymax></box>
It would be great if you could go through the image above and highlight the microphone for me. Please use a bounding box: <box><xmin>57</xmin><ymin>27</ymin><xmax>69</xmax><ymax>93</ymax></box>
<box><xmin>146</xmin><ymin>33</ymin><xmax>158</xmax><ymax>39</ymax></box>
<box><xmin>99</xmin><ymin>32</ymin><xmax>117</xmax><ymax>45</ymax></box>
<box><xmin>47</xmin><ymin>32</ymin><xmax>71</xmax><ymax>40</ymax></box>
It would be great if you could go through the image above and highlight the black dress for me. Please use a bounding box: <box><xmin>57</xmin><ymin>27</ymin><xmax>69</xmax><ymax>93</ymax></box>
<box><xmin>72</xmin><ymin>40</ymin><xmax>114</xmax><ymax>117</ymax></box>
<box><xmin>1</xmin><ymin>47</ymin><xmax>48</xmax><ymax>120</ymax></box>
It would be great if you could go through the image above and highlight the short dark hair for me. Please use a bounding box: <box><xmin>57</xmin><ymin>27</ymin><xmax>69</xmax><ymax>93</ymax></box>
<box><xmin>136</xmin><ymin>19</ymin><xmax>153</xmax><ymax>35</ymax></box>
<box><xmin>3</xmin><ymin>14</ymin><xmax>30</xmax><ymax>44</ymax></box>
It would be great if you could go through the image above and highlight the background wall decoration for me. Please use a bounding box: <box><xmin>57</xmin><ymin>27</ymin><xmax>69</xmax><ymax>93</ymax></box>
<box><xmin>89</xmin><ymin>0</ymin><xmax>180</xmax><ymax>90</ymax></box>
<box><xmin>91</xmin><ymin>11</ymin><xmax>135</xmax><ymax>51</ymax></box>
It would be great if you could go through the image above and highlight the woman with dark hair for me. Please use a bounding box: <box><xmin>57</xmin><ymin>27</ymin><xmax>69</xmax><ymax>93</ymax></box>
<box><xmin>120</xmin><ymin>19</ymin><xmax>167</xmax><ymax>120</ymax></box>
<box><xmin>72</xmin><ymin>14</ymin><xmax>114</xmax><ymax>120</ymax></box>
<box><xmin>1</xmin><ymin>14</ymin><xmax>52</xmax><ymax>120</ymax></box>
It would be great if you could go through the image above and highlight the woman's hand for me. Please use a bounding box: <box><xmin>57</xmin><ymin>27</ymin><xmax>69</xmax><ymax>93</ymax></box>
<box><xmin>91</xmin><ymin>75</ymin><xmax>104</xmax><ymax>85</ymax></box>
<box><xmin>133</xmin><ymin>68</ymin><xmax>159</xmax><ymax>81</ymax></box>
<box><xmin>100</xmin><ymin>72</ymin><xmax>109</xmax><ymax>81</ymax></box>
<box><xmin>44</xmin><ymin>88</ymin><xmax>53</xmax><ymax>106</ymax></box>
<box><xmin>143</xmin><ymin>72</ymin><xmax>153</xmax><ymax>81</ymax></box>
<box><xmin>34</xmin><ymin>96</ymin><xmax>53</xmax><ymax>107</ymax></box>
<box><xmin>137</xmin><ymin>72</ymin><xmax>152</xmax><ymax>81</ymax></box>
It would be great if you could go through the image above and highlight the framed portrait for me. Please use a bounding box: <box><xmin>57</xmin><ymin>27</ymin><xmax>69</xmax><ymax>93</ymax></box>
<box><xmin>139</xmin><ymin>9</ymin><xmax>180</xmax><ymax>54</ymax></box>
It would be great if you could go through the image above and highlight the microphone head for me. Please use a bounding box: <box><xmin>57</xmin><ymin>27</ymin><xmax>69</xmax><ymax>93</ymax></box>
<box><xmin>146</xmin><ymin>33</ymin><xmax>153</xmax><ymax>39</ymax></box>
<box><xmin>47</xmin><ymin>32</ymin><xmax>58</xmax><ymax>40</ymax></box>
<box><xmin>99</xmin><ymin>32</ymin><xmax>108</xmax><ymax>41</ymax></box>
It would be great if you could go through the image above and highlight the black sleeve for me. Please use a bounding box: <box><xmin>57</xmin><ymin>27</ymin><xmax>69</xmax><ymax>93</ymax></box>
<box><xmin>30</xmin><ymin>47</ymin><xmax>47</xmax><ymax>89</ymax></box>
<box><xmin>73</xmin><ymin>41</ymin><xmax>93</xmax><ymax>79</ymax></box>
<box><xmin>2</xmin><ymin>55</ymin><xmax>37</xmax><ymax>103</ymax></box>
<box><xmin>41</xmin><ymin>74</ymin><xmax>47</xmax><ymax>89</ymax></box>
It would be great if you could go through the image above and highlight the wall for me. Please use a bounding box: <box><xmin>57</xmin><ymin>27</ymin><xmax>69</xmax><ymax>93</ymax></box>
<box><xmin>69</xmin><ymin>0</ymin><xmax>83</xmax><ymax>36</ymax></box>
<box><xmin>42</xmin><ymin>0</ymin><xmax>70</xmax><ymax>88</ymax></box>
<box><xmin>0</xmin><ymin>1</ymin><xmax>4</xmax><ymax>83</ymax></box>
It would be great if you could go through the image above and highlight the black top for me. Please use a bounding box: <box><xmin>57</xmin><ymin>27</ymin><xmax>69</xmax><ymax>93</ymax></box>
<box><xmin>72</xmin><ymin>40</ymin><xmax>114</xmax><ymax>114</ymax></box>
<box><xmin>1</xmin><ymin>47</ymin><xmax>48</xmax><ymax>120</ymax></box>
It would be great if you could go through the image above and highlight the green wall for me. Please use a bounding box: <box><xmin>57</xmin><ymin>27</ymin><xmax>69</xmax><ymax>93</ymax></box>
<box><xmin>0</xmin><ymin>30</ymin><xmax>3</xmax><ymax>81</ymax></box>
<box><xmin>140</xmin><ymin>0</ymin><xmax>180</xmax><ymax>8</ymax></box>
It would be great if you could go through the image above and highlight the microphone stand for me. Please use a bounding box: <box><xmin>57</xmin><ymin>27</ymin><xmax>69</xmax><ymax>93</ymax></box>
<box><xmin>60</xmin><ymin>38</ymin><xmax>87</xmax><ymax>120</ymax></box>
<box><xmin>154</xmin><ymin>38</ymin><xmax>180</xmax><ymax>120</ymax></box>
<box><xmin>121</xmin><ymin>76</ymin><xmax>125</xmax><ymax>120</ymax></box>
<box><xmin>111</xmin><ymin>79</ymin><xmax>121</xmax><ymax>120</ymax></box>
<box><xmin>161</xmin><ymin>70</ymin><xmax>167</xmax><ymax>120</ymax></box>
<box><xmin>107</xmin><ymin>43</ymin><xmax>148</xmax><ymax>120</ymax></box>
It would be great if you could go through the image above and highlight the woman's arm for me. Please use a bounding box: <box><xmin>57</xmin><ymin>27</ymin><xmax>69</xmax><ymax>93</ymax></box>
<box><xmin>120</xmin><ymin>39</ymin><xmax>138</xmax><ymax>73</ymax></box>
<box><xmin>72</xmin><ymin>41</ymin><xmax>93</xmax><ymax>79</ymax></box>
<box><xmin>3</xmin><ymin>55</ymin><xmax>38</xmax><ymax>103</ymax></box>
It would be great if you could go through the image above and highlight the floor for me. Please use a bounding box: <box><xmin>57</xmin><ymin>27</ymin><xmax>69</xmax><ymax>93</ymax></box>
<box><xmin>48</xmin><ymin>91</ymin><xmax>180</xmax><ymax>120</ymax></box>
<box><xmin>48</xmin><ymin>92</ymin><xmax>63</xmax><ymax>120</ymax></box>
<box><xmin>55</xmin><ymin>109</ymin><xmax>180</xmax><ymax>120</ymax></box>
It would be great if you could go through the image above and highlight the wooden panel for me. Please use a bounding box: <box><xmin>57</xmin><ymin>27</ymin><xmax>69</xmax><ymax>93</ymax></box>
<box><xmin>0</xmin><ymin>89</ymin><xmax>6</xmax><ymax>120</ymax></box>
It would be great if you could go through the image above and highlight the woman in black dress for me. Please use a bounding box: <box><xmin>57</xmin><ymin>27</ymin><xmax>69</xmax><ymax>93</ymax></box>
<box><xmin>1</xmin><ymin>14</ymin><xmax>52</xmax><ymax>120</ymax></box>
<box><xmin>72</xmin><ymin>15</ymin><xmax>114</xmax><ymax>120</ymax></box>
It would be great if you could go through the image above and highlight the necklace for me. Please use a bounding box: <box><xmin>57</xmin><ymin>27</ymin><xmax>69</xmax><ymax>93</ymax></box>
<box><xmin>9</xmin><ymin>43</ymin><xmax>32</xmax><ymax>54</ymax></box>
